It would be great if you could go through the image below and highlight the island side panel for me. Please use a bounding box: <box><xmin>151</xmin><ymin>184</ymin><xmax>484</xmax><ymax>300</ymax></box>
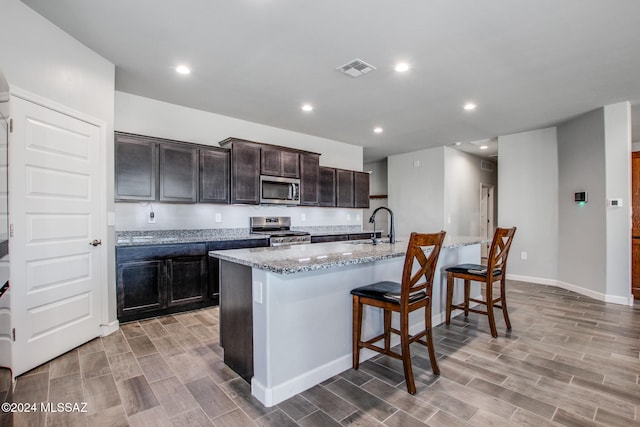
<box><xmin>219</xmin><ymin>260</ymin><xmax>253</xmax><ymax>382</ymax></box>
<box><xmin>251</xmin><ymin>257</ymin><xmax>404</xmax><ymax>407</ymax></box>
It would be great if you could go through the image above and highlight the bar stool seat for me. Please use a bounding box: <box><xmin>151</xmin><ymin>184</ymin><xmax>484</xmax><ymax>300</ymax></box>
<box><xmin>351</xmin><ymin>231</ymin><xmax>446</xmax><ymax>395</ymax></box>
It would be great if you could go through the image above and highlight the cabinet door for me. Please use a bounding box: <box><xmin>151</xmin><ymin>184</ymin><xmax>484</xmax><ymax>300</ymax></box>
<box><xmin>159</xmin><ymin>143</ymin><xmax>198</xmax><ymax>202</ymax></box>
<box><xmin>260</xmin><ymin>146</ymin><xmax>281</xmax><ymax>176</ymax></box>
<box><xmin>318</xmin><ymin>167</ymin><xmax>336</xmax><ymax>207</ymax></box>
<box><xmin>231</xmin><ymin>143</ymin><xmax>261</xmax><ymax>204</ymax></box>
<box><xmin>261</xmin><ymin>146</ymin><xmax>300</xmax><ymax>178</ymax></box>
<box><xmin>300</xmin><ymin>153</ymin><xmax>319</xmax><ymax>206</ymax></box>
<box><xmin>336</xmin><ymin>169</ymin><xmax>354</xmax><ymax>207</ymax></box>
<box><xmin>117</xmin><ymin>260</ymin><xmax>165</xmax><ymax>317</ymax></box>
<box><xmin>115</xmin><ymin>134</ymin><xmax>157</xmax><ymax>201</ymax></box>
<box><xmin>199</xmin><ymin>148</ymin><xmax>230</xmax><ymax>203</ymax></box>
<box><xmin>281</xmin><ymin>151</ymin><xmax>300</xmax><ymax>178</ymax></box>
<box><xmin>354</xmin><ymin>171</ymin><xmax>370</xmax><ymax>208</ymax></box>
<box><xmin>167</xmin><ymin>255</ymin><xmax>208</xmax><ymax>307</ymax></box>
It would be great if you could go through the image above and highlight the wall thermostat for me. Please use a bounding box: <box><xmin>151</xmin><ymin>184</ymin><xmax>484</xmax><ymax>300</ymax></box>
<box><xmin>574</xmin><ymin>192</ymin><xmax>587</xmax><ymax>203</ymax></box>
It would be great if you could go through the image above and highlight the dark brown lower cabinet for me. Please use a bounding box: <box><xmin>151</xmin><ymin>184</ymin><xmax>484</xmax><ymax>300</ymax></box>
<box><xmin>116</xmin><ymin>243</ymin><xmax>211</xmax><ymax>322</ymax></box>
<box><xmin>117</xmin><ymin>239</ymin><xmax>269</xmax><ymax>322</ymax></box>
<box><xmin>166</xmin><ymin>256</ymin><xmax>207</xmax><ymax>307</ymax></box>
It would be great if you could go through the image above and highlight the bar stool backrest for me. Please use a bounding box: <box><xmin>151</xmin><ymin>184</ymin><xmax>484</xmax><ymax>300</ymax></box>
<box><xmin>487</xmin><ymin>227</ymin><xmax>517</xmax><ymax>278</ymax></box>
<box><xmin>400</xmin><ymin>231</ymin><xmax>447</xmax><ymax>306</ymax></box>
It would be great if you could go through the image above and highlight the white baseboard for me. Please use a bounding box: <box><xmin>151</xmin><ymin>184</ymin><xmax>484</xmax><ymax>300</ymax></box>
<box><xmin>100</xmin><ymin>320</ymin><xmax>120</xmax><ymax>336</ymax></box>
<box><xmin>507</xmin><ymin>274</ymin><xmax>634</xmax><ymax>306</ymax></box>
<box><xmin>251</xmin><ymin>321</ymin><xmax>434</xmax><ymax>407</ymax></box>
<box><xmin>556</xmin><ymin>281</ymin><xmax>633</xmax><ymax>306</ymax></box>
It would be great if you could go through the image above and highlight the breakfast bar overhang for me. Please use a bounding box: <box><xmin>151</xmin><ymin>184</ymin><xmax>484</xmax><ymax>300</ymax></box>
<box><xmin>209</xmin><ymin>237</ymin><xmax>486</xmax><ymax>407</ymax></box>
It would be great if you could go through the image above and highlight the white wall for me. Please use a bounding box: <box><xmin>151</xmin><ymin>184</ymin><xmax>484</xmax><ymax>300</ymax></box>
<box><xmin>363</xmin><ymin>159</ymin><xmax>388</xmax><ymax>232</ymax></box>
<box><xmin>498</xmin><ymin>127</ymin><xmax>559</xmax><ymax>282</ymax></box>
<box><xmin>1</xmin><ymin>0</ymin><xmax>117</xmax><ymax>324</ymax></box>
<box><xmin>555</xmin><ymin>105</ymin><xmax>631</xmax><ymax>304</ymax></box>
<box><xmin>388</xmin><ymin>146</ymin><xmax>497</xmax><ymax>239</ymax></box>
<box><xmin>557</xmin><ymin>109</ymin><xmax>607</xmax><ymax>294</ymax></box>
<box><xmin>388</xmin><ymin>147</ymin><xmax>445</xmax><ymax>237</ymax></box>
<box><xmin>603</xmin><ymin>103</ymin><xmax>632</xmax><ymax>300</ymax></box>
<box><xmin>114</xmin><ymin>92</ymin><xmax>365</xmax><ymax>231</ymax></box>
<box><xmin>443</xmin><ymin>147</ymin><xmax>497</xmax><ymax>237</ymax></box>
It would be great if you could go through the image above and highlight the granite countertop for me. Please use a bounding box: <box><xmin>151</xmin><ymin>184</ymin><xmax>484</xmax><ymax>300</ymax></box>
<box><xmin>115</xmin><ymin>229</ymin><xmax>261</xmax><ymax>246</ymax></box>
<box><xmin>209</xmin><ymin>235</ymin><xmax>488</xmax><ymax>275</ymax></box>
<box><xmin>115</xmin><ymin>226</ymin><xmax>364</xmax><ymax>247</ymax></box>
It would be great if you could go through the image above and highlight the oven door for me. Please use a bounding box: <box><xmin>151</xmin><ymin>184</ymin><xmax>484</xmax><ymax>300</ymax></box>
<box><xmin>260</xmin><ymin>176</ymin><xmax>300</xmax><ymax>205</ymax></box>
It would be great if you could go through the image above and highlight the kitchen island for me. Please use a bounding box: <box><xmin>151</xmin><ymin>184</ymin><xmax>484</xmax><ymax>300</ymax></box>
<box><xmin>209</xmin><ymin>236</ymin><xmax>486</xmax><ymax>407</ymax></box>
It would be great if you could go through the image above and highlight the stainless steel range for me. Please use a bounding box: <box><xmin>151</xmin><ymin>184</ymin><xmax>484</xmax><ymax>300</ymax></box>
<box><xmin>250</xmin><ymin>216</ymin><xmax>311</xmax><ymax>246</ymax></box>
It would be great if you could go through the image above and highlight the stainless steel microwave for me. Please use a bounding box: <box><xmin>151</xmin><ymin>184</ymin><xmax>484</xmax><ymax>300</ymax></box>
<box><xmin>260</xmin><ymin>175</ymin><xmax>300</xmax><ymax>205</ymax></box>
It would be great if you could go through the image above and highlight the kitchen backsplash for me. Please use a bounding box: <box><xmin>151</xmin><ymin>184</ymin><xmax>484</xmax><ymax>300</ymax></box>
<box><xmin>114</xmin><ymin>202</ymin><xmax>365</xmax><ymax>231</ymax></box>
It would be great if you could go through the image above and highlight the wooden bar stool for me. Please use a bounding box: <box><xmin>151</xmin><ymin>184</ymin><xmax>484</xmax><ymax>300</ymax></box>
<box><xmin>445</xmin><ymin>227</ymin><xmax>516</xmax><ymax>338</ymax></box>
<box><xmin>351</xmin><ymin>231</ymin><xmax>446</xmax><ymax>394</ymax></box>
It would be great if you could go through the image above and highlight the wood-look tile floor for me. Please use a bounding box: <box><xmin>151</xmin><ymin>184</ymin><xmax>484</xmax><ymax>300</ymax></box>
<box><xmin>9</xmin><ymin>280</ymin><xmax>640</xmax><ymax>426</ymax></box>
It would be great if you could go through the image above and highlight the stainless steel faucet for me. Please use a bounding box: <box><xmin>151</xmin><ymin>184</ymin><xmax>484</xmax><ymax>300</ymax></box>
<box><xmin>368</xmin><ymin>206</ymin><xmax>395</xmax><ymax>244</ymax></box>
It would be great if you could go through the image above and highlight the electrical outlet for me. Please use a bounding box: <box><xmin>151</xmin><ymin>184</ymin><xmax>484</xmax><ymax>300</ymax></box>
<box><xmin>301</xmin><ymin>213</ymin><xmax>306</xmax><ymax>221</ymax></box>
<box><xmin>148</xmin><ymin>211</ymin><xmax>156</xmax><ymax>224</ymax></box>
<box><xmin>346</xmin><ymin>213</ymin><xmax>351</xmax><ymax>221</ymax></box>
<box><xmin>521</xmin><ymin>251</ymin><xmax>527</xmax><ymax>260</ymax></box>
<box><xmin>215</xmin><ymin>213</ymin><xmax>222</xmax><ymax>222</ymax></box>
<box><xmin>413</xmin><ymin>160</ymin><xmax>420</xmax><ymax>168</ymax></box>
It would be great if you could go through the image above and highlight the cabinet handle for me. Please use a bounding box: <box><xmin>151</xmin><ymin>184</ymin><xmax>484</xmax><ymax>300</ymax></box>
<box><xmin>90</xmin><ymin>239</ymin><xmax>102</xmax><ymax>247</ymax></box>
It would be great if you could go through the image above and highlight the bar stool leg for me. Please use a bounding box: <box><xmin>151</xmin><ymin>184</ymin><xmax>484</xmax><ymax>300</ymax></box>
<box><xmin>352</xmin><ymin>296</ymin><xmax>363</xmax><ymax>369</ymax></box>
<box><xmin>383</xmin><ymin>310</ymin><xmax>391</xmax><ymax>351</ymax></box>
<box><xmin>445</xmin><ymin>272</ymin><xmax>454</xmax><ymax>325</ymax></box>
<box><xmin>500</xmin><ymin>277</ymin><xmax>512</xmax><ymax>330</ymax></box>
<box><xmin>424</xmin><ymin>304</ymin><xmax>440</xmax><ymax>375</ymax></box>
<box><xmin>399</xmin><ymin>310</ymin><xmax>416</xmax><ymax>394</ymax></box>
<box><xmin>485</xmin><ymin>282</ymin><xmax>498</xmax><ymax>338</ymax></box>
<box><xmin>464</xmin><ymin>279</ymin><xmax>471</xmax><ymax>317</ymax></box>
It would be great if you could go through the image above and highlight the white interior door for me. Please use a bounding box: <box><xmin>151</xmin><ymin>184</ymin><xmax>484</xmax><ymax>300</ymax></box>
<box><xmin>10</xmin><ymin>95</ymin><xmax>103</xmax><ymax>377</ymax></box>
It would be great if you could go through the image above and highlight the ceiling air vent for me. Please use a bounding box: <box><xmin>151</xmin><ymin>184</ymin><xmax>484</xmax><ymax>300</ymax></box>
<box><xmin>481</xmin><ymin>160</ymin><xmax>496</xmax><ymax>171</ymax></box>
<box><xmin>336</xmin><ymin>58</ymin><xmax>376</xmax><ymax>77</ymax></box>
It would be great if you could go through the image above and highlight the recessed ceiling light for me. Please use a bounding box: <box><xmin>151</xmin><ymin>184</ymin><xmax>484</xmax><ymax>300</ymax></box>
<box><xmin>373</xmin><ymin>127</ymin><xmax>383</xmax><ymax>134</ymax></box>
<box><xmin>394</xmin><ymin>62</ymin><xmax>410</xmax><ymax>72</ymax></box>
<box><xmin>480</xmin><ymin>145</ymin><xmax>488</xmax><ymax>150</ymax></box>
<box><xmin>176</xmin><ymin>65</ymin><xmax>191</xmax><ymax>75</ymax></box>
<box><xmin>301</xmin><ymin>104</ymin><xmax>313</xmax><ymax>112</ymax></box>
<box><xmin>463</xmin><ymin>102</ymin><xmax>477</xmax><ymax>111</ymax></box>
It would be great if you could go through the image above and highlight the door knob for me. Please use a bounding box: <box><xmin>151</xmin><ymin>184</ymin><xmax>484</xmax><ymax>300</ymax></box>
<box><xmin>90</xmin><ymin>239</ymin><xmax>102</xmax><ymax>247</ymax></box>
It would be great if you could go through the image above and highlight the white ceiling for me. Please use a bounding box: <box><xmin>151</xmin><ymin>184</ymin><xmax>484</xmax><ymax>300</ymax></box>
<box><xmin>21</xmin><ymin>0</ymin><xmax>640</xmax><ymax>162</ymax></box>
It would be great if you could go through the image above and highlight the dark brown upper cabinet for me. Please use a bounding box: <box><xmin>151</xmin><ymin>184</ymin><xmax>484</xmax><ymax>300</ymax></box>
<box><xmin>299</xmin><ymin>153</ymin><xmax>320</xmax><ymax>206</ymax></box>
<box><xmin>115</xmin><ymin>133</ymin><xmax>157</xmax><ymax>201</ymax></box>
<box><xmin>224</xmin><ymin>139</ymin><xmax>261</xmax><ymax>204</ymax></box>
<box><xmin>336</xmin><ymin>169</ymin><xmax>355</xmax><ymax>207</ymax></box>
<box><xmin>318</xmin><ymin>167</ymin><xmax>336</xmax><ymax>207</ymax></box>
<box><xmin>261</xmin><ymin>146</ymin><xmax>300</xmax><ymax>178</ymax></box>
<box><xmin>199</xmin><ymin>148</ymin><xmax>230</xmax><ymax>204</ymax></box>
<box><xmin>159</xmin><ymin>143</ymin><xmax>198</xmax><ymax>203</ymax></box>
<box><xmin>354</xmin><ymin>171</ymin><xmax>370</xmax><ymax>208</ymax></box>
